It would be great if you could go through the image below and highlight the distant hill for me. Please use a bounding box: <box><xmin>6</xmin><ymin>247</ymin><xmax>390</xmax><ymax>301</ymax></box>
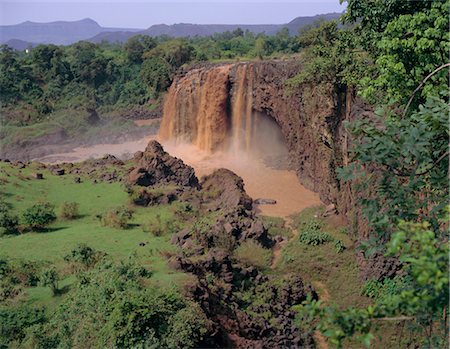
<box><xmin>0</xmin><ymin>18</ymin><xmax>141</xmax><ymax>46</ymax></box>
<box><xmin>4</xmin><ymin>39</ymin><xmax>36</xmax><ymax>50</ymax></box>
<box><xmin>1</xmin><ymin>13</ymin><xmax>341</xmax><ymax>48</ymax></box>
<box><xmin>90</xmin><ymin>13</ymin><xmax>341</xmax><ymax>43</ymax></box>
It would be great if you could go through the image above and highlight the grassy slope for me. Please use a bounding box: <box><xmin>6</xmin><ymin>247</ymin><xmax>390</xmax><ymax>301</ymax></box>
<box><xmin>0</xmin><ymin>162</ymin><xmax>188</xmax><ymax>307</ymax></box>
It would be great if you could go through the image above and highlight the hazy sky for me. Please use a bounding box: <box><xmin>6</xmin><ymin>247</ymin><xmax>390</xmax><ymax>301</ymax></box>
<box><xmin>0</xmin><ymin>1</ymin><xmax>346</xmax><ymax>28</ymax></box>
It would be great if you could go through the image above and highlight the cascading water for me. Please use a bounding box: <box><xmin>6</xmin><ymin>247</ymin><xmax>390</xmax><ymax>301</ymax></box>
<box><xmin>230</xmin><ymin>64</ymin><xmax>255</xmax><ymax>154</ymax></box>
<box><xmin>159</xmin><ymin>63</ymin><xmax>258</xmax><ymax>154</ymax></box>
<box><xmin>158</xmin><ymin>62</ymin><xmax>322</xmax><ymax>217</ymax></box>
<box><xmin>159</xmin><ymin>65</ymin><xmax>232</xmax><ymax>152</ymax></box>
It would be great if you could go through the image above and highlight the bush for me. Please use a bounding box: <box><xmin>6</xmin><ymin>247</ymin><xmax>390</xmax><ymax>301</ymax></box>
<box><xmin>299</xmin><ymin>230</ymin><xmax>333</xmax><ymax>246</ymax></box>
<box><xmin>39</xmin><ymin>268</ymin><xmax>59</xmax><ymax>295</ymax></box>
<box><xmin>0</xmin><ymin>305</ymin><xmax>46</xmax><ymax>344</ymax></box>
<box><xmin>100</xmin><ymin>206</ymin><xmax>133</xmax><ymax>229</ymax></box>
<box><xmin>298</xmin><ymin>219</ymin><xmax>333</xmax><ymax>246</ymax></box>
<box><xmin>23</xmin><ymin>202</ymin><xmax>56</xmax><ymax>230</ymax></box>
<box><xmin>143</xmin><ymin>214</ymin><xmax>180</xmax><ymax>237</ymax></box>
<box><xmin>64</xmin><ymin>243</ymin><xmax>100</xmax><ymax>269</ymax></box>
<box><xmin>0</xmin><ymin>200</ymin><xmax>19</xmax><ymax>235</ymax></box>
<box><xmin>60</xmin><ymin>201</ymin><xmax>79</xmax><ymax>220</ymax></box>
<box><xmin>234</xmin><ymin>240</ymin><xmax>272</xmax><ymax>270</ymax></box>
<box><xmin>261</xmin><ymin>215</ymin><xmax>291</xmax><ymax>238</ymax></box>
<box><xmin>334</xmin><ymin>239</ymin><xmax>346</xmax><ymax>253</ymax></box>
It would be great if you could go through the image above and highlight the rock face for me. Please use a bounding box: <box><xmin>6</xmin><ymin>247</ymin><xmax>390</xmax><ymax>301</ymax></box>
<box><xmin>127</xmin><ymin>140</ymin><xmax>199</xmax><ymax>188</ymax></box>
<box><xmin>160</xmin><ymin>60</ymin><xmax>373</xmax><ymax>229</ymax></box>
<box><xmin>159</xmin><ymin>61</ymin><xmax>382</xmax><ymax>281</ymax></box>
<box><xmin>200</xmin><ymin>168</ymin><xmax>253</xmax><ymax>213</ymax></box>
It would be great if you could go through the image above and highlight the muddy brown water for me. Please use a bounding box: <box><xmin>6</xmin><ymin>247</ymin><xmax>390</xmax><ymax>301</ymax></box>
<box><xmin>35</xmin><ymin>136</ymin><xmax>321</xmax><ymax>218</ymax></box>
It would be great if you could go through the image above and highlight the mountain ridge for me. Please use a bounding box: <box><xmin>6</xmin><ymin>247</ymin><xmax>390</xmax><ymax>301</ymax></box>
<box><xmin>1</xmin><ymin>13</ymin><xmax>341</xmax><ymax>49</ymax></box>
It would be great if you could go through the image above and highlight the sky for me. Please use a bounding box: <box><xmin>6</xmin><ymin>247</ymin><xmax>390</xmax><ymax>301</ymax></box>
<box><xmin>0</xmin><ymin>1</ymin><xmax>346</xmax><ymax>28</ymax></box>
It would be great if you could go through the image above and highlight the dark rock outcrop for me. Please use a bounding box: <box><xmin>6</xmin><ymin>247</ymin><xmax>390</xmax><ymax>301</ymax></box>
<box><xmin>200</xmin><ymin>168</ymin><xmax>253</xmax><ymax>213</ymax></box>
<box><xmin>127</xmin><ymin>140</ymin><xmax>199</xmax><ymax>188</ymax></box>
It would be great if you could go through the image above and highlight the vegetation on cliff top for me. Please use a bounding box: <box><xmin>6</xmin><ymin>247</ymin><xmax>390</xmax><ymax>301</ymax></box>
<box><xmin>287</xmin><ymin>0</ymin><xmax>449</xmax><ymax>347</ymax></box>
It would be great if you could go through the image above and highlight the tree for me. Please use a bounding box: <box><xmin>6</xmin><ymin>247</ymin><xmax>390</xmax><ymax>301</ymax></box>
<box><xmin>64</xmin><ymin>243</ymin><xmax>98</xmax><ymax>269</ymax></box>
<box><xmin>254</xmin><ymin>37</ymin><xmax>267</xmax><ymax>59</ymax></box>
<box><xmin>143</xmin><ymin>39</ymin><xmax>194</xmax><ymax>68</ymax></box>
<box><xmin>70</xmin><ymin>41</ymin><xmax>108</xmax><ymax>87</ymax></box>
<box><xmin>39</xmin><ymin>268</ymin><xmax>60</xmax><ymax>296</ymax></box>
<box><xmin>295</xmin><ymin>218</ymin><xmax>449</xmax><ymax>348</ymax></box>
<box><xmin>0</xmin><ymin>201</ymin><xmax>19</xmax><ymax>235</ymax></box>
<box><xmin>342</xmin><ymin>0</ymin><xmax>449</xmax><ymax>105</ymax></box>
<box><xmin>140</xmin><ymin>57</ymin><xmax>173</xmax><ymax>95</ymax></box>
<box><xmin>124</xmin><ymin>35</ymin><xmax>157</xmax><ymax>63</ymax></box>
<box><xmin>23</xmin><ymin>202</ymin><xmax>56</xmax><ymax>230</ymax></box>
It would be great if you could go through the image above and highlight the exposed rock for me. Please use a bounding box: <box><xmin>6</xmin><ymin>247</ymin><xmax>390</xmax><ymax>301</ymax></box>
<box><xmin>323</xmin><ymin>203</ymin><xmax>336</xmax><ymax>217</ymax></box>
<box><xmin>32</xmin><ymin>173</ymin><xmax>43</xmax><ymax>180</ymax></box>
<box><xmin>200</xmin><ymin>168</ymin><xmax>252</xmax><ymax>213</ymax></box>
<box><xmin>254</xmin><ymin>198</ymin><xmax>277</xmax><ymax>205</ymax></box>
<box><xmin>357</xmin><ymin>250</ymin><xmax>403</xmax><ymax>281</ymax></box>
<box><xmin>127</xmin><ymin>140</ymin><xmax>199</xmax><ymax>188</ymax></box>
<box><xmin>52</xmin><ymin>168</ymin><xmax>65</xmax><ymax>176</ymax></box>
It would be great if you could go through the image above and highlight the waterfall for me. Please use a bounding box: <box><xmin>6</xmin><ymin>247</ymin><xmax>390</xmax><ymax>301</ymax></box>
<box><xmin>159</xmin><ymin>63</ymin><xmax>256</xmax><ymax>154</ymax></box>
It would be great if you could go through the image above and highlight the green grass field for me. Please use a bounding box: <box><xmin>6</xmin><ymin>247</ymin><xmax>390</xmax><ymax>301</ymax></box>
<box><xmin>0</xmin><ymin>162</ymin><xmax>189</xmax><ymax>307</ymax></box>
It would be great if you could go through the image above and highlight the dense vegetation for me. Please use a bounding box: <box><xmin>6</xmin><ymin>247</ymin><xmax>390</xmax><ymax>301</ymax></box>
<box><xmin>288</xmin><ymin>0</ymin><xmax>449</xmax><ymax>347</ymax></box>
<box><xmin>0</xmin><ymin>29</ymin><xmax>297</xmax><ymax>123</ymax></box>
<box><xmin>0</xmin><ymin>28</ymin><xmax>301</xmax><ymax>154</ymax></box>
<box><xmin>0</xmin><ymin>0</ymin><xmax>448</xmax><ymax>348</ymax></box>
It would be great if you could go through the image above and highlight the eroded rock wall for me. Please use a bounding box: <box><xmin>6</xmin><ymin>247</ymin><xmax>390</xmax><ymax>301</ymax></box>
<box><xmin>161</xmin><ymin>60</ymin><xmax>374</xmax><ymax>222</ymax></box>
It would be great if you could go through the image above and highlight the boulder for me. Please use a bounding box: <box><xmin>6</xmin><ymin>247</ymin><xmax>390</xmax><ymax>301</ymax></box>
<box><xmin>254</xmin><ymin>198</ymin><xmax>277</xmax><ymax>205</ymax></box>
<box><xmin>52</xmin><ymin>168</ymin><xmax>65</xmax><ymax>176</ymax></box>
<box><xmin>127</xmin><ymin>140</ymin><xmax>199</xmax><ymax>188</ymax></box>
<box><xmin>200</xmin><ymin>168</ymin><xmax>253</xmax><ymax>213</ymax></box>
<box><xmin>32</xmin><ymin>173</ymin><xmax>44</xmax><ymax>180</ymax></box>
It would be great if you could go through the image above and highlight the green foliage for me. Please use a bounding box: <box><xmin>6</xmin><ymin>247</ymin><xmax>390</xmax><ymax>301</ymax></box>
<box><xmin>0</xmin><ymin>305</ymin><xmax>46</xmax><ymax>345</ymax></box>
<box><xmin>234</xmin><ymin>240</ymin><xmax>272</xmax><ymax>270</ymax></box>
<box><xmin>23</xmin><ymin>202</ymin><xmax>56</xmax><ymax>230</ymax></box>
<box><xmin>343</xmin><ymin>0</ymin><xmax>449</xmax><ymax>104</ymax></box>
<box><xmin>298</xmin><ymin>219</ymin><xmax>333</xmax><ymax>246</ymax></box>
<box><xmin>39</xmin><ymin>267</ymin><xmax>59</xmax><ymax>295</ymax></box>
<box><xmin>0</xmin><ymin>258</ymin><xmax>42</xmax><ymax>302</ymax></box>
<box><xmin>295</xmin><ymin>220</ymin><xmax>449</xmax><ymax>348</ymax></box>
<box><xmin>333</xmin><ymin>239</ymin><xmax>346</xmax><ymax>254</ymax></box>
<box><xmin>60</xmin><ymin>201</ymin><xmax>79</xmax><ymax>220</ymax></box>
<box><xmin>260</xmin><ymin>215</ymin><xmax>291</xmax><ymax>238</ymax></box>
<box><xmin>64</xmin><ymin>243</ymin><xmax>100</xmax><ymax>269</ymax></box>
<box><xmin>286</xmin><ymin>20</ymin><xmax>368</xmax><ymax>89</ymax></box>
<box><xmin>99</xmin><ymin>206</ymin><xmax>133</xmax><ymax>229</ymax></box>
<box><xmin>361</xmin><ymin>275</ymin><xmax>409</xmax><ymax>303</ymax></box>
<box><xmin>26</xmin><ymin>259</ymin><xmax>207</xmax><ymax>349</ymax></box>
<box><xmin>338</xmin><ymin>97</ymin><xmax>449</xmax><ymax>245</ymax></box>
<box><xmin>0</xmin><ymin>200</ymin><xmax>19</xmax><ymax>235</ymax></box>
<box><xmin>124</xmin><ymin>35</ymin><xmax>157</xmax><ymax>63</ymax></box>
<box><xmin>143</xmin><ymin>214</ymin><xmax>180</xmax><ymax>237</ymax></box>
<box><xmin>140</xmin><ymin>56</ymin><xmax>173</xmax><ymax>94</ymax></box>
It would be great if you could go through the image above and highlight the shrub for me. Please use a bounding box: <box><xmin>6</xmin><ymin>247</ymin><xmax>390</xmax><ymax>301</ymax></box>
<box><xmin>64</xmin><ymin>243</ymin><xmax>100</xmax><ymax>269</ymax></box>
<box><xmin>39</xmin><ymin>268</ymin><xmax>59</xmax><ymax>295</ymax></box>
<box><xmin>100</xmin><ymin>206</ymin><xmax>133</xmax><ymax>229</ymax></box>
<box><xmin>334</xmin><ymin>239</ymin><xmax>346</xmax><ymax>253</ymax></box>
<box><xmin>261</xmin><ymin>215</ymin><xmax>291</xmax><ymax>238</ymax></box>
<box><xmin>0</xmin><ymin>305</ymin><xmax>46</xmax><ymax>344</ymax></box>
<box><xmin>60</xmin><ymin>201</ymin><xmax>79</xmax><ymax>220</ymax></box>
<box><xmin>234</xmin><ymin>240</ymin><xmax>272</xmax><ymax>270</ymax></box>
<box><xmin>143</xmin><ymin>214</ymin><xmax>180</xmax><ymax>237</ymax></box>
<box><xmin>0</xmin><ymin>200</ymin><xmax>19</xmax><ymax>235</ymax></box>
<box><xmin>299</xmin><ymin>231</ymin><xmax>333</xmax><ymax>246</ymax></box>
<box><xmin>23</xmin><ymin>202</ymin><xmax>56</xmax><ymax>230</ymax></box>
<box><xmin>298</xmin><ymin>219</ymin><xmax>333</xmax><ymax>246</ymax></box>
<box><xmin>165</xmin><ymin>303</ymin><xmax>209</xmax><ymax>349</ymax></box>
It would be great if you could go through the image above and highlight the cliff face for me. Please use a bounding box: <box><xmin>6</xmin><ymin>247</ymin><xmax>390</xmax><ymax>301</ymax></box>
<box><xmin>159</xmin><ymin>60</ymin><xmax>373</xmax><ymax>220</ymax></box>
